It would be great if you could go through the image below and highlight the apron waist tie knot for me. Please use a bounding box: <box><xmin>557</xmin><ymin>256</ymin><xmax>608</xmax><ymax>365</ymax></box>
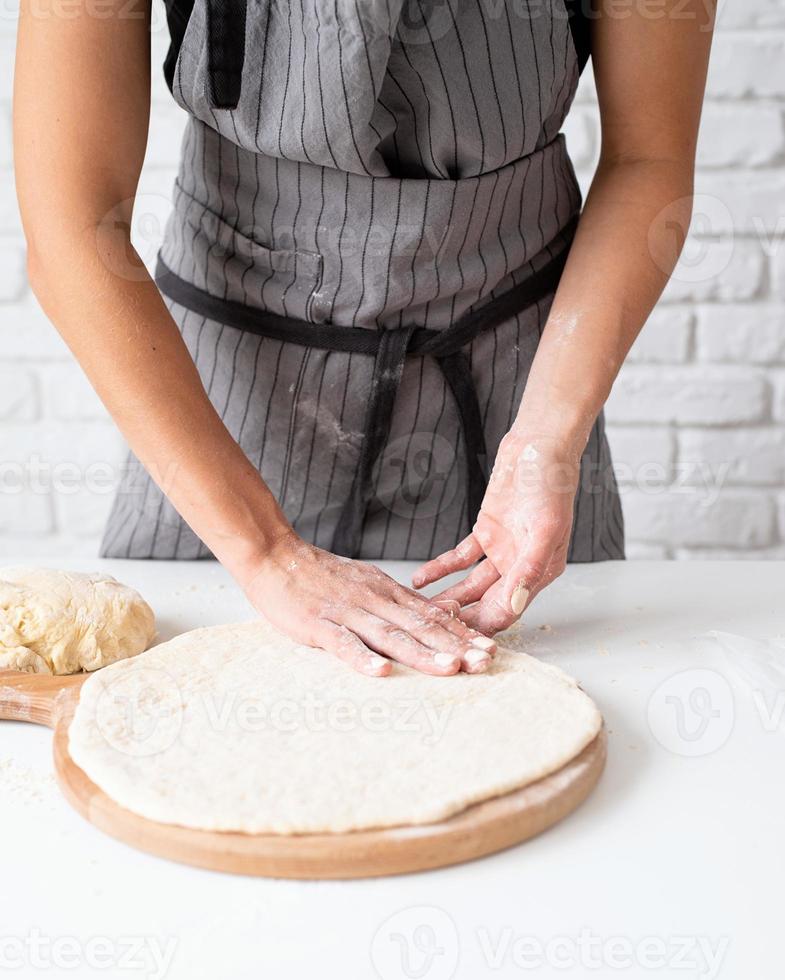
<box><xmin>155</xmin><ymin>224</ymin><xmax>575</xmax><ymax>558</ymax></box>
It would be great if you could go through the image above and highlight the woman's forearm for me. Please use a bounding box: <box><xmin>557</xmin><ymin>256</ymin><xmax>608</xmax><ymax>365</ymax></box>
<box><xmin>28</xmin><ymin>233</ymin><xmax>290</xmax><ymax>581</ymax></box>
<box><xmin>515</xmin><ymin>155</ymin><xmax>694</xmax><ymax>456</ymax></box>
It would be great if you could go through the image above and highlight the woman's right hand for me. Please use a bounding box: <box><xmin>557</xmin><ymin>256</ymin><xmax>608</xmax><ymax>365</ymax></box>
<box><xmin>241</xmin><ymin>531</ymin><xmax>497</xmax><ymax>677</ymax></box>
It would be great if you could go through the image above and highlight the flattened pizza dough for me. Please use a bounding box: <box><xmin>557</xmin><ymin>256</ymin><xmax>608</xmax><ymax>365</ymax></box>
<box><xmin>69</xmin><ymin>621</ymin><xmax>601</xmax><ymax>834</ymax></box>
<box><xmin>0</xmin><ymin>568</ymin><xmax>156</xmax><ymax>675</ymax></box>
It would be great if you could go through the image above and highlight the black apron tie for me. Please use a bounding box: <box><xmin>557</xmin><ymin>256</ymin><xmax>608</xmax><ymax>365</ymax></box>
<box><xmin>205</xmin><ymin>0</ymin><xmax>247</xmax><ymax>109</ymax></box>
<box><xmin>155</xmin><ymin>227</ymin><xmax>574</xmax><ymax>557</ymax></box>
<box><xmin>332</xmin><ymin>324</ymin><xmax>416</xmax><ymax>556</ymax></box>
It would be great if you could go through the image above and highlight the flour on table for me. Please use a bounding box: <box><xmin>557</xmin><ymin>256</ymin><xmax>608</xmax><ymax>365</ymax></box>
<box><xmin>0</xmin><ymin>757</ymin><xmax>58</xmax><ymax>807</ymax></box>
<box><xmin>69</xmin><ymin>621</ymin><xmax>602</xmax><ymax>834</ymax></box>
<box><xmin>0</xmin><ymin>568</ymin><xmax>156</xmax><ymax>675</ymax></box>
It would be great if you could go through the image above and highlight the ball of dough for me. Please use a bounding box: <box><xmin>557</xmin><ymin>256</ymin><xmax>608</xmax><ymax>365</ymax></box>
<box><xmin>0</xmin><ymin>567</ymin><xmax>156</xmax><ymax>675</ymax></box>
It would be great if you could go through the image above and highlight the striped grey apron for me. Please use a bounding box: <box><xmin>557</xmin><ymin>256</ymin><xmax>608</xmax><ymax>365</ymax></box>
<box><xmin>101</xmin><ymin>0</ymin><xmax>624</xmax><ymax>562</ymax></box>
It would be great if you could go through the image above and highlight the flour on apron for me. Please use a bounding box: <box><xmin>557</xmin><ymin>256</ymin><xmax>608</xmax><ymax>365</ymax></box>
<box><xmin>101</xmin><ymin>0</ymin><xmax>624</xmax><ymax>562</ymax></box>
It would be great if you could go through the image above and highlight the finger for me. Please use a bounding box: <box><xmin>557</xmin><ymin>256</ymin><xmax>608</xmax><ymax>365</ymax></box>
<box><xmin>388</xmin><ymin>585</ymin><xmax>498</xmax><ymax>656</ymax></box>
<box><xmin>312</xmin><ymin>620</ymin><xmax>392</xmax><ymax>677</ymax></box>
<box><xmin>357</xmin><ymin>566</ymin><xmax>497</xmax><ymax>656</ymax></box>
<box><xmin>461</xmin><ymin>548</ymin><xmax>568</xmax><ymax>635</ymax></box>
<box><xmin>342</xmin><ymin>610</ymin><xmax>463</xmax><ymax>676</ymax></box>
<box><xmin>459</xmin><ymin>579</ymin><xmax>522</xmax><ymax>635</ymax></box>
<box><xmin>411</xmin><ymin>535</ymin><xmax>484</xmax><ymax>589</ymax></box>
<box><xmin>432</xmin><ymin>558</ymin><xmax>500</xmax><ymax>607</ymax></box>
<box><xmin>377</xmin><ymin>599</ymin><xmax>494</xmax><ymax>674</ymax></box>
<box><xmin>500</xmin><ymin>527</ymin><xmax>563</xmax><ymax>616</ymax></box>
<box><xmin>433</xmin><ymin>598</ymin><xmax>461</xmax><ymax>617</ymax></box>
<box><xmin>520</xmin><ymin>550</ymin><xmax>567</xmax><ymax>608</ymax></box>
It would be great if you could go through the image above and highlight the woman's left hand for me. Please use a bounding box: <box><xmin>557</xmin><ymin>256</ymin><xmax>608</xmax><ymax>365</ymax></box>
<box><xmin>412</xmin><ymin>430</ymin><xmax>581</xmax><ymax>635</ymax></box>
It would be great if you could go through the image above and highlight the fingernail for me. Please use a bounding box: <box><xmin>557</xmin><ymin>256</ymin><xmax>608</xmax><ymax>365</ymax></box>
<box><xmin>471</xmin><ymin>635</ymin><xmax>496</xmax><ymax>652</ymax></box>
<box><xmin>511</xmin><ymin>583</ymin><xmax>529</xmax><ymax>615</ymax></box>
<box><xmin>433</xmin><ymin>652</ymin><xmax>459</xmax><ymax>669</ymax></box>
<box><xmin>367</xmin><ymin>657</ymin><xmax>389</xmax><ymax>676</ymax></box>
<box><xmin>471</xmin><ymin>642</ymin><xmax>495</xmax><ymax>659</ymax></box>
<box><xmin>465</xmin><ymin>648</ymin><xmax>490</xmax><ymax>669</ymax></box>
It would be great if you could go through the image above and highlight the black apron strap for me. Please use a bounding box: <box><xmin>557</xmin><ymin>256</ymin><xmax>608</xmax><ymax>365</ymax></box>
<box><xmin>205</xmin><ymin>0</ymin><xmax>247</xmax><ymax>109</ymax></box>
<box><xmin>161</xmin><ymin>0</ymin><xmax>196</xmax><ymax>97</ymax></box>
<box><xmin>332</xmin><ymin>325</ymin><xmax>416</xmax><ymax>558</ymax></box>
<box><xmin>564</xmin><ymin>0</ymin><xmax>592</xmax><ymax>74</ymax></box>
<box><xmin>434</xmin><ymin>349</ymin><xmax>488</xmax><ymax>526</ymax></box>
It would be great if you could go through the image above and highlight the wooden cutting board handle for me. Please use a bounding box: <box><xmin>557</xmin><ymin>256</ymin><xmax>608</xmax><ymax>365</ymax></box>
<box><xmin>0</xmin><ymin>670</ymin><xmax>85</xmax><ymax>729</ymax></box>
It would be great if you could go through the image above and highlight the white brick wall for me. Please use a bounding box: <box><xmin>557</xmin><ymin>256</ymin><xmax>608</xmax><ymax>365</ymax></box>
<box><xmin>0</xmin><ymin>0</ymin><xmax>783</xmax><ymax>560</ymax></box>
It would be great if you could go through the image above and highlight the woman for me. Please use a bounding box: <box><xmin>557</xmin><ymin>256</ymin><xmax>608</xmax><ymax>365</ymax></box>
<box><xmin>15</xmin><ymin>0</ymin><xmax>715</xmax><ymax>675</ymax></box>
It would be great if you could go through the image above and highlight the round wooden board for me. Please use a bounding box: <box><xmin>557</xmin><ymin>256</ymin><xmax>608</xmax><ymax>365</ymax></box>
<box><xmin>2</xmin><ymin>671</ymin><xmax>607</xmax><ymax>879</ymax></box>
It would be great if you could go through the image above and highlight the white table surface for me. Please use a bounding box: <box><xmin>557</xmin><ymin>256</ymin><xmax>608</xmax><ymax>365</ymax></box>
<box><xmin>1</xmin><ymin>558</ymin><xmax>783</xmax><ymax>980</ymax></box>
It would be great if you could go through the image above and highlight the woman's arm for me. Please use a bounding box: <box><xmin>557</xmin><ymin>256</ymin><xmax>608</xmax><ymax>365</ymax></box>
<box><xmin>14</xmin><ymin>0</ymin><xmax>495</xmax><ymax>674</ymax></box>
<box><xmin>414</xmin><ymin>0</ymin><xmax>717</xmax><ymax>632</ymax></box>
<box><xmin>15</xmin><ymin>0</ymin><xmax>288</xmax><ymax>583</ymax></box>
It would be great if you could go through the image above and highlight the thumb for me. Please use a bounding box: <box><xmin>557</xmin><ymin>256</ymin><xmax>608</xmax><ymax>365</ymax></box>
<box><xmin>502</xmin><ymin>545</ymin><xmax>552</xmax><ymax>616</ymax></box>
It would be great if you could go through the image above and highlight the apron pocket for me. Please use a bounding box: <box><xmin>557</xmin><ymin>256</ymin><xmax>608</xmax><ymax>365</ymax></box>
<box><xmin>166</xmin><ymin>179</ymin><xmax>324</xmax><ymax>322</ymax></box>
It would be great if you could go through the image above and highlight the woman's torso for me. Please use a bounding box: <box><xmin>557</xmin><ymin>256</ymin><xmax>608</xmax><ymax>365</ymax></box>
<box><xmin>159</xmin><ymin>0</ymin><xmax>585</xmax><ymax>329</ymax></box>
<box><xmin>100</xmin><ymin>0</ymin><xmax>625</xmax><ymax>562</ymax></box>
